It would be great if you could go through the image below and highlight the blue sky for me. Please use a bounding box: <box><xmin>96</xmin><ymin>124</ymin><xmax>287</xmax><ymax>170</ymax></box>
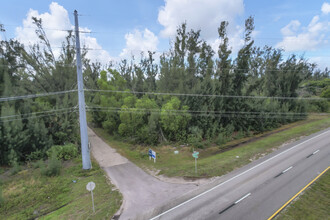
<box><xmin>0</xmin><ymin>0</ymin><xmax>329</xmax><ymax>69</ymax></box>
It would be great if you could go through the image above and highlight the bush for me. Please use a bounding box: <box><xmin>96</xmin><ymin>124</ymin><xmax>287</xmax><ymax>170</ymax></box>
<box><xmin>10</xmin><ymin>162</ymin><xmax>21</xmax><ymax>176</ymax></box>
<box><xmin>216</xmin><ymin>133</ymin><xmax>228</xmax><ymax>146</ymax></box>
<box><xmin>46</xmin><ymin>144</ymin><xmax>78</xmax><ymax>161</ymax></box>
<box><xmin>41</xmin><ymin>153</ymin><xmax>61</xmax><ymax>177</ymax></box>
<box><xmin>0</xmin><ymin>186</ymin><xmax>4</xmax><ymax>206</ymax></box>
<box><xmin>194</xmin><ymin>141</ymin><xmax>204</xmax><ymax>149</ymax></box>
<box><xmin>26</xmin><ymin>150</ymin><xmax>46</xmax><ymax>162</ymax></box>
<box><xmin>32</xmin><ymin>160</ymin><xmax>44</xmax><ymax>169</ymax></box>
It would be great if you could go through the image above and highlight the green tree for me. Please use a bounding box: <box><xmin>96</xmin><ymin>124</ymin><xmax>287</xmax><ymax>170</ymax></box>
<box><xmin>160</xmin><ymin>97</ymin><xmax>191</xmax><ymax>141</ymax></box>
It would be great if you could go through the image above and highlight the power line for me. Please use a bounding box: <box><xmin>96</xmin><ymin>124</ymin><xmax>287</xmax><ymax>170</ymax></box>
<box><xmin>1</xmin><ymin>61</ymin><xmax>328</xmax><ymax>71</ymax></box>
<box><xmin>0</xmin><ymin>90</ymin><xmax>77</xmax><ymax>102</ymax></box>
<box><xmin>86</xmin><ymin>106</ymin><xmax>312</xmax><ymax>115</ymax></box>
<box><xmin>0</xmin><ymin>108</ymin><xmax>78</xmax><ymax>123</ymax></box>
<box><xmin>85</xmin><ymin>108</ymin><xmax>310</xmax><ymax>119</ymax></box>
<box><xmin>0</xmin><ymin>86</ymin><xmax>327</xmax><ymax>104</ymax></box>
<box><xmin>4</xmin><ymin>23</ymin><xmax>330</xmax><ymax>42</ymax></box>
<box><xmin>1</xmin><ymin>23</ymin><xmax>90</xmax><ymax>33</ymax></box>
<box><xmin>85</xmin><ymin>89</ymin><xmax>329</xmax><ymax>101</ymax></box>
<box><xmin>0</xmin><ymin>107</ymin><xmax>76</xmax><ymax>120</ymax></box>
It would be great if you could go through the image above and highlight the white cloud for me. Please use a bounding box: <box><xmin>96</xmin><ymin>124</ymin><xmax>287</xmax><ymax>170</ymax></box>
<box><xmin>158</xmin><ymin>0</ymin><xmax>244</xmax><ymax>40</ymax></box>
<box><xmin>158</xmin><ymin>0</ymin><xmax>246</xmax><ymax>57</ymax></box>
<box><xmin>276</xmin><ymin>6</ymin><xmax>330</xmax><ymax>52</ymax></box>
<box><xmin>15</xmin><ymin>2</ymin><xmax>112</xmax><ymax>65</ymax></box>
<box><xmin>280</xmin><ymin>20</ymin><xmax>301</xmax><ymax>36</ymax></box>
<box><xmin>309</xmin><ymin>56</ymin><xmax>329</xmax><ymax>70</ymax></box>
<box><xmin>321</xmin><ymin>2</ymin><xmax>330</xmax><ymax>14</ymax></box>
<box><xmin>120</xmin><ymin>28</ymin><xmax>159</xmax><ymax>59</ymax></box>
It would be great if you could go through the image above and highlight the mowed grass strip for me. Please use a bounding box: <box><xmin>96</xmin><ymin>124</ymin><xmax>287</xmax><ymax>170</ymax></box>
<box><xmin>275</xmin><ymin>168</ymin><xmax>330</xmax><ymax>220</ymax></box>
<box><xmin>0</xmin><ymin>158</ymin><xmax>122</xmax><ymax>220</ymax></box>
<box><xmin>90</xmin><ymin>115</ymin><xmax>330</xmax><ymax>178</ymax></box>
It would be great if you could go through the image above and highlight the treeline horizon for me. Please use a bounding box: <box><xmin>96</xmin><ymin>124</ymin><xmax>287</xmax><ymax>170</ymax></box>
<box><xmin>0</xmin><ymin>16</ymin><xmax>329</xmax><ymax>165</ymax></box>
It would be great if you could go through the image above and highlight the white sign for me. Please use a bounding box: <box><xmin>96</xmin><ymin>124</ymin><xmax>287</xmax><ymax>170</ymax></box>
<box><xmin>86</xmin><ymin>181</ymin><xmax>96</xmax><ymax>213</ymax></box>
<box><xmin>86</xmin><ymin>181</ymin><xmax>96</xmax><ymax>191</ymax></box>
<box><xmin>149</xmin><ymin>149</ymin><xmax>156</xmax><ymax>163</ymax></box>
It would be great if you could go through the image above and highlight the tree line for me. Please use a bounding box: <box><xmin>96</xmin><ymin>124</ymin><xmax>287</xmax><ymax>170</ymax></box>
<box><xmin>0</xmin><ymin>17</ymin><xmax>329</xmax><ymax>165</ymax></box>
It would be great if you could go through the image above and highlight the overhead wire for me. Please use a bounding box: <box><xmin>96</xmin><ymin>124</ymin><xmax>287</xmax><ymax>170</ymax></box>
<box><xmin>85</xmin><ymin>108</ymin><xmax>310</xmax><ymax>119</ymax></box>
<box><xmin>0</xmin><ymin>107</ymin><xmax>78</xmax><ymax>123</ymax></box>
<box><xmin>3</xmin><ymin>23</ymin><xmax>330</xmax><ymax>41</ymax></box>
<box><xmin>85</xmin><ymin>106</ymin><xmax>312</xmax><ymax>115</ymax></box>
<box><xmin>84</xmin><ymin>89</ymin><xmax>329</xmax><ymax>101</ymax></box>
<box><xmin>1</xmin><ymin>61</ymin><xmax>327</xmax><ymax>71</ymax></box>
<box><xmin>0</xmin><ymin>107</ymin><xmax>76</xmax><ymax>120</ymax></box>
<box><xmin>0</xmin><ymin>89</ymin><xmax>77</xmax><ymax>102</ymax></box>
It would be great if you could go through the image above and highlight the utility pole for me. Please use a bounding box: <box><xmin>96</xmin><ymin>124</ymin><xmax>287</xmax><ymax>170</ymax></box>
<box><xmin>74</xmin><ymin>10</ymin><xmax>91</xmax><ymax>169</ymax></box>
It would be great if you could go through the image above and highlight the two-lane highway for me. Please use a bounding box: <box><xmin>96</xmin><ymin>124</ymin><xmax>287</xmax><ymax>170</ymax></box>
<box><xmin>149</xmin><ymin>128</ymin><xmax>330</xmax><ymax>220</ymax></box>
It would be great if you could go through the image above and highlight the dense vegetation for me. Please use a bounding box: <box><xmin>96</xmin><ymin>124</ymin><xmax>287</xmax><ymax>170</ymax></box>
<box><xmin>88</xmin><ymin>18</ymin><xmax>329</xmax><ymax>145</ymax></box>
<box><xmin>0</xmin><ymin>16</ymin><xmax>329</xmax><ymax>165</ymax></box>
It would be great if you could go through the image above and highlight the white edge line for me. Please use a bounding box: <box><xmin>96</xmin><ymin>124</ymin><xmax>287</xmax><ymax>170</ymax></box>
<box><xmin>282</xmin><ymin>166</ymin><xmax>293</xmax><ymax>173</ymax></box>
<box><xmin>149</xmin><ymin>129</ymin><xmax>330</xmax><ymax>220</ymax></box>
<box><xmin>235</xmin><ymin>193</ymin><xmax>251</xmax><ymax>204</ymax></box>
<box><xmin>313</xmin><ymin>149</ymin><xmax>320</xmax><ymax>155</ymax></box>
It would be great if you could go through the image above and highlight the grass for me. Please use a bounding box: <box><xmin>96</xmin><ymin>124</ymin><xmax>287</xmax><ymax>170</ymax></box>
<box><xmin>90</xmin><ymin>114</ymin><xmax>330</xmax><ymax>178</ymax></box>
<box><xmin>0</xmin><ymin>158</ymin><xmax>122</xmax><ymax>220</ymax></box>
<box><xmin>276</xmin><ymin>168</ymin><xmax>330</xmax><ymax>220</ymax></box>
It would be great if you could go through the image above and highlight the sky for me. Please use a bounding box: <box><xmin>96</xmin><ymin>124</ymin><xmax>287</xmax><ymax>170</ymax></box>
<box><xmin>0</xmin><ymin>0</ymin><xmax>329</xmax><ymax>70</ymax></box>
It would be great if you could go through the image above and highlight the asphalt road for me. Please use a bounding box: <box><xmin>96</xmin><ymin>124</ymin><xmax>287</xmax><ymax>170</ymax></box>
<box><xmin>149</xmin><ymin>128</ymin><xmax>330</xmax><ymax>220</ymax></box>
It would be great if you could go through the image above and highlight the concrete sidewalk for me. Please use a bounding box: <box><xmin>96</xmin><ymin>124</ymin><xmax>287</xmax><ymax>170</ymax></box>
<box><xmin>88</xmin><ymin>127</ymin><xmax>198</xmax><ymax>220</ymax></box>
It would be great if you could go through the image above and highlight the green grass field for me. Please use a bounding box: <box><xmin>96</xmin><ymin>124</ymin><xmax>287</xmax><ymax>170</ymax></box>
<box><xmin>0</xmin><ymin>158</ymin><xmax>122</xmax><ymax>220</ymax></box>
<box><xmin>91</xmin><ymin>114</ymin><xmax>330</xmax><ymax>178</ymax></box>
<box><xmin>276</xmin><ymin>168</ymin><xmax>330</xmax><ymax>220</ymax></box>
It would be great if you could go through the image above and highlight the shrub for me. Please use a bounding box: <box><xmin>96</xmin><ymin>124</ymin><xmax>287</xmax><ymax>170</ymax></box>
<box><xmin>41</xmin><ymin>153</ymin><xmax>61</xmax><ymax>177</ymax></box>
<box><xmin>26</xmin><ymin>150</ymin><xmax>46</xmax><ymax>162</ymax></box>
<box><xmin>0</xmin><ymin>186</ymin><xmax>4</xmax><ymax>206</ymax></box>
<box><xmin>10</xmin><ymin>162</ymin><xmax>21</xmax><ymax>176</ymax></box>
<box><xmin>32</xmin><ymin>160</ymin><xmax>44</xmax><ymax>169</ymax></box>
<box><xmin>216</xmin><ymin>133</ymin><xmax>228</xmax><ymax>146</ymax></box>
<box><xmin>233</xmin><ymin>130</ymin><xmax>245</xmax><ymax>140</ymax></box>
<box><xmin>46</xmin><ymin>144</ymin><xmax>78</xmax><ymax>161</ymax></box>
<box><xmin>194</xmin><ymin>141</ymin><xmax>204</xmax><ymax>149</ymax></box>
<box><xmin>102</xmin><ymin>118</ymin><xmax>117</xmax><ymax>134</ymax></box>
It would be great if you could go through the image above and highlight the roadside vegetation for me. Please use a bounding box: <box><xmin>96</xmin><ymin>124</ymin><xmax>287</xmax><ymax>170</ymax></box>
<box><xmin>1</xmin><ymin>16</ymin><xmax>329</xmax><ymax>170</ymax></box>
<box><xmin>0</xmin><ymin>146</ymin><xmax>122</xmax><ymax>220</ymax></box>
<box><xmin>0</xmin><ymin>10</ymin><xmax>329</xmax><ymax>219</ymax></box>
<box><xmin>90</xmin><ymin>114</ymin><xmax>330</xmax><ymax>178</ymax></box>
<box><xmin>276</xmin><ymin>168</ymin><xmax>330</xmax><ymax>220</ymax></box>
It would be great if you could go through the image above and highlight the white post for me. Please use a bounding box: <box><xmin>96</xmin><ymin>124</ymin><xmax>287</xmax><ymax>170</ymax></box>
<box><xmin>74</xmin><ymin>10</ymin><xmax>91</xmax><ymax>170</ymax></box>
<box><xmin>195</xmin><ymin>157</ymin><xmax>197</xmax><ymax>175</ymax></box>
<box><xmin>91</xmin><ymin>190</ymin><xmax>95</xmax><ymax>213</ymax></box>
<box><xmin>154</xmin><ymin>152</ymin><xmax>156</xmax><ymax>163</ymax></box>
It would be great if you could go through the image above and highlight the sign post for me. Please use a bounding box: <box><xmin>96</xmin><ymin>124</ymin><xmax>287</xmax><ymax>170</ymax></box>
<box><xmin>86</xmin><ymin>181</ymin><xmax>96</xmax><ymax>213</ymax></box>
<box><xmin>148</xmin><ymin>149</ymin><xmax>156</xmax><ymax>163</ymax></box>
<box><xmin>192</xmin><ymin>151</ymin><xmax>199</xmax><ymax>175</ymax></box>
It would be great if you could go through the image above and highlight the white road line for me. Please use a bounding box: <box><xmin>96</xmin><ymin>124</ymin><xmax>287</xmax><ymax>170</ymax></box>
<box><xmin>313</xmin><ymin>149</ymin><xmax>320</xmax><ymax>155</ymax></box>
<box><xmin>149</xmin><ymin>129</ymin><xmax>330</xmax><ymax>220</ymax></box>
<box><xmin>235</xmin><ymin>193</ymin><xmax>251</xmax><ymax>204</ymax></box>
<box><xmin>282</xmin><ymin>166</ymin><xmax>293</xmax><ymax>173</ymax></box>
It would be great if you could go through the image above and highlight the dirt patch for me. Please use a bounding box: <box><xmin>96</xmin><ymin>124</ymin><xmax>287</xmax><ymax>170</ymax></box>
<box><xmin>145</xmin><ymin>167</ymin><xmax>211</xmax><ymax>185</ymax></box>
